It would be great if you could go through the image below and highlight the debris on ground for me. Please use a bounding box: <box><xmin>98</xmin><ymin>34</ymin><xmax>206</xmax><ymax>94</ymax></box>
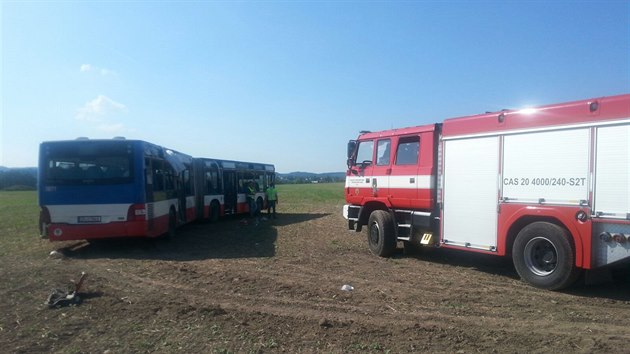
<box><xmin>46</xmin><ymin>272</ymin><xmax>87</xmax><ymax>308</ymax></box>
<box><xmin>48</xmin><ymin>250</ymin><xmax>63</xmax><ymax>259</ymax></box>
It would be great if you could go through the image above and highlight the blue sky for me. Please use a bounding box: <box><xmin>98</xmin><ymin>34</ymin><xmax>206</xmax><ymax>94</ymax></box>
<box><xmin>1</xmin><ymin>1</ymin><xmax>628</xmax><ymax>173</ymax></box>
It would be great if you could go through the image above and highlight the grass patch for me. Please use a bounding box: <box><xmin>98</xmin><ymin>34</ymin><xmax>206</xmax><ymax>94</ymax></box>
<box><xmin>0</xmin><ymin>191</ymin><xmax>41</xmax><ymax>256</ymax></box>
<box><xmin>276</xmin><ymin>183</ymin><xmax>344</xmax><ymax>205</ymax></box>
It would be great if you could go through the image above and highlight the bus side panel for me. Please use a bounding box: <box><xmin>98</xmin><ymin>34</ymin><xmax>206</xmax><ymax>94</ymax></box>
<box><xmin>237</xmin><ymin>193</ymin><xmax>249</xmax><ymax>214</ymax></box>
<box><xmin>145</xmin><ymin>199</ymin><xmax>178</xmax><ymax>237</ymax></box>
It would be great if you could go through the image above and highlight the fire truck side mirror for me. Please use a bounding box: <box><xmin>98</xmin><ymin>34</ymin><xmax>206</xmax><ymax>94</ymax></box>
<box><xmin>347</xmin><ymin>140</ymin><xmax>357</xmax><ymax>159</ymax></box>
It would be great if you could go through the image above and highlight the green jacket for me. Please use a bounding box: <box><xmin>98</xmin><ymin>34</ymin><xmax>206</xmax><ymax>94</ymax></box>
<box><xmin>266</xmin><ymin>187</ymin><xmax>277</xmax><ymax>201</ymax></box>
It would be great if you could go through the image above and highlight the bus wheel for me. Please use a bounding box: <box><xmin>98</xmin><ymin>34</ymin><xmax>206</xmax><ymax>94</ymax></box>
<box><xmin>167</xmin><ymin>209</ymin><xmax>177</xmax><ymax>239</ymax></box>
<box><xmin>512</xmin><ymin>222</ymin><xmax>581</xmax><ymax>290</ymax></box>
<box><xmin>210</xmin><ymin>201</ymin><xmax>220</xmax><ymax>223</ymax></box>
<box><xmin>367</xmin><ymin>210</ymin><xmax>396</xmax><ymax>257</ymax></box>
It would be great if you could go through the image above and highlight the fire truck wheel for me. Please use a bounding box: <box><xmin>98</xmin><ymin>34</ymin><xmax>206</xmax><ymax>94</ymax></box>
<box><xmin>367</xmin><ymin>210</ymin><xmax>396</xmax><ymax>257</ymax></box>
<box><xmin>209</xmin><ymin>201</ymin><xmax>220</xmax><ymax>222</ymax></box>
<box><xmin>512</xmin><ymin>222</ymin><xmax>580</xmax><ymax>290</ymax></box>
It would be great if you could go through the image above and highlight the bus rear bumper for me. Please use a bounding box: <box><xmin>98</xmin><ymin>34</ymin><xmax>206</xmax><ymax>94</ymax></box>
<box><xmin>44</xmin><ymin>221</ymin><xmax>148</xmax><ymax>241</ymax></box>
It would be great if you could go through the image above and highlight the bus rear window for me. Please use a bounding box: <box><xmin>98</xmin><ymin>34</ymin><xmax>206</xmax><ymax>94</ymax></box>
<box><xmin>43</xmin><ymin>143</ymin><xmax>134</xmax><ymax>185</ymax></box>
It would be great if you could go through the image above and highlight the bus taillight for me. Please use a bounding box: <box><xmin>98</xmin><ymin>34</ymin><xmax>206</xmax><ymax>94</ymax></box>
<box><xmin>127</xmin><ymin>204</ymin><xmax>147</xmax><ymax>222</ymax></box>
<box><xmin>39</xmin><ymin>207</ymin><xmax>51</xmax><ymax>238</ymax></box>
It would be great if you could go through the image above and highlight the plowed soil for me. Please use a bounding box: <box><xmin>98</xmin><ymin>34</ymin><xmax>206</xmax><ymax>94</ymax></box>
<box><xmin>1</xmin><ymin>190</ymin><xmax>630</xmax><ymax>353</ymax></box>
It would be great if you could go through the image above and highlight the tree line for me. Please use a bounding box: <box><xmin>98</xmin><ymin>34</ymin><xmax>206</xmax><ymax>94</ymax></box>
<box><xmin>0</xmin><ymin>168</ymin><xmax>346</xmax><ymax>190</ymax></box>
<box><xmin>0</xmin><ymin>168</ymin><xmax>37</xmax><ymax>190</ymax></box>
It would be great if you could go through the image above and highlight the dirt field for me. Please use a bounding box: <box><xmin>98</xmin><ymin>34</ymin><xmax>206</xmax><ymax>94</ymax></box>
<box><xmin>1</xmin><ymin>185</ymin><xmax>630</xmax><ymax>353</ymax></box>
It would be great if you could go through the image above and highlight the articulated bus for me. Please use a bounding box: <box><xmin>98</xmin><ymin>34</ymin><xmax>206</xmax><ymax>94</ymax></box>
<box><xmin>194</xmin><ymin>158</ymin><xmax>275</xmax><ymax>222</ymax></box>
<box><xmin>38</xmin><ymin>138</ymin><xmax>275</xmax><ymax>242</ymax></box>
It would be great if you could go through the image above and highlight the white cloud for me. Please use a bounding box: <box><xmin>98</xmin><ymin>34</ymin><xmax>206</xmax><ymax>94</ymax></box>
<box><xmin>76</xmin><ymin>95</ymin><xmax>127</xmax><ymax>122</ymax></box>
<box><xmin>75</xmin><ymin>95</ymin><xmax>132</xmax><ymax>135</ymax></box>
<box><xmin>79</xmin><ymin>64</ymin><xmax>117</xmax><ymax>77</ymax></box>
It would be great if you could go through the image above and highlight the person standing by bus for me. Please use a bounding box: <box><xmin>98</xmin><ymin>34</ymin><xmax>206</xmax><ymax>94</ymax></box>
<box><xmin>247</xmin><ymin>181</ymin><xmax>257</xmax><ymax>216</ymax></box>
<box><xmin>265</xmin><ymin>183</ymin><xmax>278</xmax><ymax>219</ymax></box>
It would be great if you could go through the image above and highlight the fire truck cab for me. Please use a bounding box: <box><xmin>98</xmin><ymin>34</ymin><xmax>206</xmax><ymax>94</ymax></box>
<box><xmin>343</xmin><ymin>94</ymin><xmax>630</xmax><ymax>290</ymax></box>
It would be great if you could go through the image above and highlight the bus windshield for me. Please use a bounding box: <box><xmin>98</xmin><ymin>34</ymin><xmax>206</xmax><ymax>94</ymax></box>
<box><xmin>42</xmin><ymin>142</ymin><xmax>134</xmax><ymax>185</ymax></box>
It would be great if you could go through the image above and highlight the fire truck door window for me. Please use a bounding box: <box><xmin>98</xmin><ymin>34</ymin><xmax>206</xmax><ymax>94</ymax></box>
<box><xmin>376</xmin><ymin>139</ymin><xmax>391</xmax><ymax>166</ymax></box>
<box><xmin>396</xmin><ymin>137</ymin><xmax>420</xmax><ymax>165</ymax></box>
<box><xmin>356</xmin><ymin>140</ymin><xmax>374</xmax><ymax>165</ymax></box>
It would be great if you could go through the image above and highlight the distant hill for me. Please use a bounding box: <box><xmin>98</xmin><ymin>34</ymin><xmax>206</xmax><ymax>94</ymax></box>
<box><xmin>0</xmin><ymin>167</ymin><xmax>38</xmax><ymax>190</ymax></box>
<box><xmin>0</xmin><ymin>167</ymin><xmax>344</xmax><ymax>188</ymax></box>
<box><xmin>276</xmin><ymin>171</ymin><xmax>345</xmax><ymax>184</ymax></box>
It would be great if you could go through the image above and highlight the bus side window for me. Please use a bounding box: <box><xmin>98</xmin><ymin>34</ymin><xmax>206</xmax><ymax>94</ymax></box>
<box><xmin>153</xmin><ymin>160</ymin><xmax>164</xmax><ymax>192</ymax></box>
<box><xmin>183</xmin><ymin>168</ymin><xmax>192</xmax><ymax>196</ymax></box>
<box><xmin>164</xmin><ymin>166</ymin><xmax>175</xmax><ymax>192</ymax></box>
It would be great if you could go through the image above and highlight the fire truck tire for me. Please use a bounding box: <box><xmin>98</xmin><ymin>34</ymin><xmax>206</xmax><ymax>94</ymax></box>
<box><xmin>367</xmin><ymin>210</ymin><xmax>396</xmax><ymax>257</ymax></box>
<box><xmin>209</xmin><ymin>201</ymin><xmax>220</xmax><ymax>222</ymax></box>
<box><xmin>512</xmin><ymin>222</ymin><xmax>580</xmax><ymax>290</ymax></box>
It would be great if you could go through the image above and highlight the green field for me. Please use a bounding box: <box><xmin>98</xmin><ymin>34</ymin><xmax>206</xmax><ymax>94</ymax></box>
<box><xmin>0</xmin><ymin>190</ymin><xmax>41</xmax><ymax>256</ymax></box>
<box><xmin>276</xmin><ymin>182</ymin><xmax>344</xmax><ymax>205</ymax></box>
<box><xmin>0</xmin><ymin>183</ymin><xmax>345</xmax><ymax>252</ymax></box>
<box><xmin>2</xmin><ymin>183</ymin><xmax>630</xmax><ymax>353</ymax></box>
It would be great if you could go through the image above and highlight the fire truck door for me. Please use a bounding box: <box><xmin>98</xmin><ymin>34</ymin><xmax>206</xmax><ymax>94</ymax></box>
<box><xmin>346</xmin><ymin>139</ymin><xmax>376</xmax><ymax>202</ymax></box>
<box><xmin>371</xmin><ymin>139</ymin><xmax>392</xmax><ymax>199</ymax></box>
<box><xmin>442</xmin><ymin>136</ymin><xmax>499</xmax><ymax>251</ymax></box>
<box><xmin>389</xmin><ymin>136</ymin><xmax>422</xmax><ymax>208</ymax></box>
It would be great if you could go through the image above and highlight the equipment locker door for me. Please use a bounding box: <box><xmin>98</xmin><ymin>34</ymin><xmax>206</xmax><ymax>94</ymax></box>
<box><xmin>442</xmin><ymin>136</ymin><xmax>499</xmax><ymax>251</ymax></box>
<box><xmin>594</xmin><ymin>124</ymin><xmax>630</xmax><ymax>217</ymax></box>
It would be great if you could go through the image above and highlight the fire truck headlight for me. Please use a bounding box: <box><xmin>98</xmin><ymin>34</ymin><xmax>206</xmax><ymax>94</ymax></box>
<box><xmin>612</xmin><ymin>234</ymin><xmax>626</xmax><ymax>243</ymax></box>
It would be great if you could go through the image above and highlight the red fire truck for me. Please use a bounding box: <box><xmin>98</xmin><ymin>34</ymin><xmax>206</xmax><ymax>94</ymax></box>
<box><xmin>343</xmin><ymin>93</ymin><xmax>630</xmax><ymax>290</ymax></box>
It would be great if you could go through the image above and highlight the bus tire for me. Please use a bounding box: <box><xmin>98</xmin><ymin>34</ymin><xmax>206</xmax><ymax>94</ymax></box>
<box><xmin>209</xmin><ymin>201</ymin><xmax>220</xmax><ymax>222</ymax></box>
<box><xmin>512</xmin><ymin>222</ymin><xmax>581</xmax><ymax>290</ymax></box>
<box><xmin>367</xmin><ymin>210</ymin><xmax>396</xmax><ymax>257</ymax></box>
<box><xmin>167</xmin><ymin>209</ymin><xmax>177</xmax><ymax>239</ymax></box>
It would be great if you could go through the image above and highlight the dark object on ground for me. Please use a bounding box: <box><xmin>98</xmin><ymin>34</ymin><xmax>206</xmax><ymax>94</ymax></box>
<box><xmin>46</xmin><ymin>272</ymin><xmax>87</xmax><ymax>308</ymax></box>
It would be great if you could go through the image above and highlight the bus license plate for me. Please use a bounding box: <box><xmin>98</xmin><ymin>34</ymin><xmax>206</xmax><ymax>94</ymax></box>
<box><xmin>78</xmin><ymin>216</ymin><xmax>101</xmax><ymax>223</ymax></box>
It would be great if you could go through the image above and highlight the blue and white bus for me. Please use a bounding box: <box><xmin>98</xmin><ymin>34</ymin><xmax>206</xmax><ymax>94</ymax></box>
<box><xmin>194</xmin><ymin>158</ymin><xmax>276</xmax><ymax>221</ymax></box>
<box><xmin>38</xmin><ymin>138</ymin><xmax>274</xmax><ymax>242</ymax></box>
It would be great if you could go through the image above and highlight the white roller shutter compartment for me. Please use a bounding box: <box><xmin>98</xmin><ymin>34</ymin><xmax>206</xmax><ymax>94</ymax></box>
<box><xmin>443</xmin><ymin>136</ymin><xmax>499</xmax><ymax>250</ymax></box>
<box><xmin>502</xmin><ymin>129</ymin><xmax>590</xmax><ymax>204</ymax></box>
<box><xmin>594</xmin><ymin>124</ymin><xmax>630</xmax><ymax>217</ymax></box>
